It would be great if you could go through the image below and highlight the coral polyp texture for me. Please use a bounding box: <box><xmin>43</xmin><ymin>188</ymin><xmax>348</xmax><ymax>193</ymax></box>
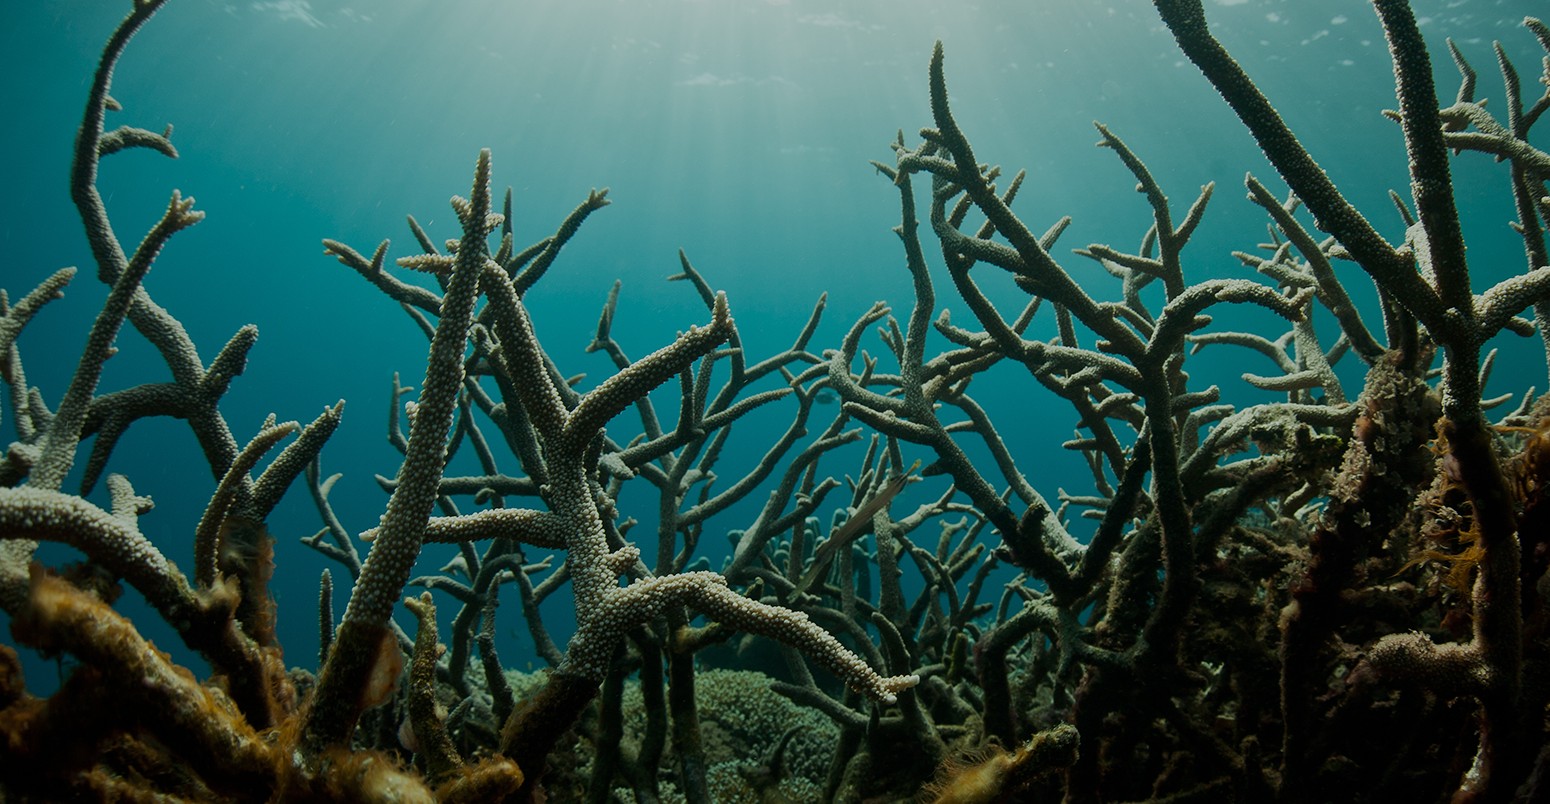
<box><xmin>3</xmin><ymin>0</ymin><xmax>1549</xmax><ymax>801</ymax></box>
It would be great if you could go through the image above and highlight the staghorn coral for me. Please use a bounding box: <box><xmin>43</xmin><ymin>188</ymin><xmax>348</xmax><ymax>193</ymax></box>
<box><xmin>4</xmin><ymin>1</ymin><xmax>913</xmax><ymax>799</ymax></box>
<box><xmin>3</xmin><ymin>1</ymin><xmax>1550</xmax><ymax>803</ymax></box>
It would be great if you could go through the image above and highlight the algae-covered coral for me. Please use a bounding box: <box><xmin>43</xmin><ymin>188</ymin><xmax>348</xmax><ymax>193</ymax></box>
<box><xmin>2</xmin><ymin>0</ymin><xmax>1549</xmax><ymax>801</ymax></box>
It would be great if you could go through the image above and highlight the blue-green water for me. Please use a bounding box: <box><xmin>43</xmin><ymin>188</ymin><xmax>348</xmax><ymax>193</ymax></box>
<box><xmin>2</xmin><ymin>0</ymin><xmax>1544</xmax><ymax>690</ymax></box>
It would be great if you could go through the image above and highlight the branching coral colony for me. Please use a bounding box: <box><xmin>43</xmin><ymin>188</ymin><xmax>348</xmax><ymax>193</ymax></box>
<box><xmin>2</xmin><ymin>0</ymin><xmax>1549</xmax><ymax>801</ymax></box>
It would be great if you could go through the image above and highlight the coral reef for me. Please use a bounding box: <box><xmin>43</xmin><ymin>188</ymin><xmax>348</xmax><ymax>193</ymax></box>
<box><xmin>3</xmin><ymin>0</ymin><xmax>1549</xmax><ymax>802</ymax></box>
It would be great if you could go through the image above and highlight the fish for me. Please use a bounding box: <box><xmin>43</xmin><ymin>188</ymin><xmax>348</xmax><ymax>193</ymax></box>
<box><xmin>790</xmin><ymin>459</ymin><xmax>920</xmax><ymax>598</ymax></box>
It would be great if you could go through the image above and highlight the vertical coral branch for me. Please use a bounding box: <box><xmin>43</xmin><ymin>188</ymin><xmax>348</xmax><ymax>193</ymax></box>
<box><xmin>301</xmin><ymin>150</ymin><xmax>497</xmax><ymax>759</ymax></box>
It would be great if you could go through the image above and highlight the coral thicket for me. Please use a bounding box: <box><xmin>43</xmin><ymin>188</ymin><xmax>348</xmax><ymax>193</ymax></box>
<box><xmin>2</xmin><ymin>1</ymin><xmax>1549</xmax><ymax>801</ymax></box>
